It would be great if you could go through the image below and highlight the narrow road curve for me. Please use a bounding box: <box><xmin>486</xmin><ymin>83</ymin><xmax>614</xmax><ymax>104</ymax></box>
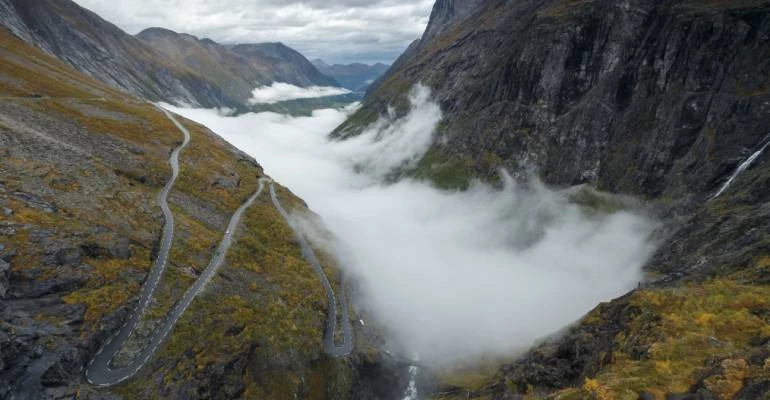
<box><xmin>269</xmin><ymin>182</ymin><xmax>353</xmax><ymax>357</ymax></box>
<box><xmin>85</xmin><ymin>107</ymin><xmax>265</xmax><ymax>386</ymax></box>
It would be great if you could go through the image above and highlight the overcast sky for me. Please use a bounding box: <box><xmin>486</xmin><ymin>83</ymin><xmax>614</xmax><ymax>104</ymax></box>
<box><xmin>73</xmin><ymin>0</ymin><xmax>434</xmax><ymax>65</ymax></box>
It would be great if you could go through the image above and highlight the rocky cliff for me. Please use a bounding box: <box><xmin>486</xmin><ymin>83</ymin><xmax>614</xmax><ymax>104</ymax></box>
<box><xmin>0</xmin><ymin>26</ymin><xmax>386</xmax><ymax>400</ymax></box>
<box><xmin>340</xmin><ymin>0</ymin><xmax>770</xmax><ymax>202</ymax></box>
<box><xmin>338</xmin><ymin>0</ymin><xmax>770</xmax><ymax>398</ymax></box>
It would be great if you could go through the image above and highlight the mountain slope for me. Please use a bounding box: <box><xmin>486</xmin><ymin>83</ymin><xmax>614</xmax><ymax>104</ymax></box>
<box><xmin>337</xmin><ymin>0</ymin><xmax>770</xmax><ymax>398</ymax></box>
<box><xmin>0</xmin><ymin>0</ymin><xmax>236</xmax><ymax>107</ymax></box>
<box><xmin>0</xmin><ymin>26</ymin><xmax>374</xmax><ymax>399</ymax></box>
<box><xmin>134</xmin><ymin>27</ymin><xmax>265</xmax><ymax>106</ymax></box>
<box><xmin>231</xmin><ymin>43</ymin><xmax>339</xmax><ymax>88</ymax></box>
<box><xmin>137</xmin><ymin>28</ymin><xmax>341</xmax><ymax>106</ymax></box>
<box><xmin>312</xmin><ymin>59</ymin><xmax>390</xmax><ymax>92</ymax></box>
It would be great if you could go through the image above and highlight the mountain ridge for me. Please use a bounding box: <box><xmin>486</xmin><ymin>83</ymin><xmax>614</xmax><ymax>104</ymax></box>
<box><xmin>0</xmin><ymin>0</ymin><xmax>342</xmax><ymax>110</ymax></box>
<box><xmin>0</xmin><ymin>0</ymin><xmax>233</xmax><ymax>107</ymax></box>
<box><xmin>137</xmin><ymin>27</ymin><xmax>340</xmax><ymax>106</ymax></box>
<box><xmin>311</xmin><ymin>59</ymin><xmax>390</xmax><ymax>92</ymax></box>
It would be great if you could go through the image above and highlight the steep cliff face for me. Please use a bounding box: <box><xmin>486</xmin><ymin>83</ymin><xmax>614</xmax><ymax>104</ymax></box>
<box><xmin>339</xmin><ymin>0</ymin><xmax>770</xmax><ymax>398</ymax></box>
<box><xmin>422</xmin><ymin>0</ymin><xmax>486</xmax><ymax>41</ymax></box>
<box><xmin>0</xmin><ymin>27</ymin><xmax>373</xmax><ymax>400</ymax></box>
<box><xmin>340</xmin><ymin>0</ymin><xmax>770</xmax><ymax>204</ymax></box>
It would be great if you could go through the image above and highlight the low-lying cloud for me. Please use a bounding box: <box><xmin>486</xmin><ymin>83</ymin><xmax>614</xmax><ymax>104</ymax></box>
<box><xmin>249</xmin><ymin>82</ymin><xmax>352</xmax><ymax>104</ymax></box>
<box><xmin>164</xmin><ymin>85</ymin><xmax>658</xmax><ymax>365</ymax></box>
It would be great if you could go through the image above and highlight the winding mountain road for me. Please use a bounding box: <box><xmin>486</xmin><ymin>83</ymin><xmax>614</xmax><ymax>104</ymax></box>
<box><xmin>86</xmin><ymin>107</ymin><xmax>352</xmax><ymax>387</ymax></box>
<box><xmin>85</xmin><ymin>107</ymin><xmax>264</xmax><ymax>386</ymax></box>
<box><xmin>269</xmin><ymin>183</ymin><xmax>353</xmax><ymax>357</ymax></box>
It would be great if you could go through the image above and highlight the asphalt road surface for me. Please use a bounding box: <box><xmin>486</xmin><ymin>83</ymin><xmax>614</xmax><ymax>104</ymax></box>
<box><xmin>269</xmin><ymin>182</ymin><xmax>353</xmax><ymax>357</ymax></box>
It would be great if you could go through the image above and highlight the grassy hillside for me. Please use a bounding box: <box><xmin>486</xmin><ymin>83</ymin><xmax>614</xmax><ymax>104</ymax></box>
<box><xmin>0</xmin><ymin>26</ymin><xmax>360</xmax><ymax>399</ymax></box>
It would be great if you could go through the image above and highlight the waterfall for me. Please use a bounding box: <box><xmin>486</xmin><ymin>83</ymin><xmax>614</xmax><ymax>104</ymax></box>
<box><xmin>712</xmin><ymin>139</ymin><xmax>770</xmax><ymax>199</ymax></box>
<box><xmin>402</xmin><ymin>366</ymin><xmax>419</xmax><ymax>400</ymax></box>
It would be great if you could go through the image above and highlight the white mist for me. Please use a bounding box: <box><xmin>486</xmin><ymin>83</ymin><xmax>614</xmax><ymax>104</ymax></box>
<box><xmin>162</xmin><ymin>85</ymin><xmax>658</xmax><ymax>365</ymax></box>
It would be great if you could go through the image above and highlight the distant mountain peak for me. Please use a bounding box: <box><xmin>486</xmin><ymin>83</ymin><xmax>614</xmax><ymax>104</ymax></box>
<box><xmin>312</xmin><ymin>60</ymin><xmax>391</xmax><ymax>92</ymax></box>
<box><xmin>312</xmin><ymin>58</ymin><xmax>330</xmax><ymax>69</ymax></box>
<box><xmin>137</xmin><ymin>26</ymin><xmax>177</xmax><ymax>36</ymax></box>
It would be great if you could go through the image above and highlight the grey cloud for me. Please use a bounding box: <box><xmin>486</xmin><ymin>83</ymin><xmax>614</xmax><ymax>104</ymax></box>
<box><xmin>73</xmin><ymin>0</ymin><xmax>434</xmax><ymax>64</ymax></box>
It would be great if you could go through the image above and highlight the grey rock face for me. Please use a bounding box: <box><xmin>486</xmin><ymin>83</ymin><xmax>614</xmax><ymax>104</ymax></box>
<box><xmin>109</xmin><ymin>236</ymin><xmax>131</xmax><ymax>260</ymax></box>
<box><xmin>10</xmin><ymin>272</ymin><xmax>89</xmax><ymax>300</ymax></box>
<box><xmin>12</xmin><ymin>192</ymin><xmax>57</xmax><ymax>213</ymax></box>
<box><xmin>40</xmin><ymin>346</ymin><xmax>80</xmax><ymax>387</ymax></box>
<box><xmin>0</xmin><ymin>259</ymin><xmax>9</xmax><ymax>298</ymax></box>
<box><xmin>422</xmin><ymin>0</ymin><xmax>486</xmax><ymax>41</ymax></box>
<box><xmin>54</xmin><ymin>248</ymin><xmax>82</xmax><ymax>266</ymax></box>
<box><xmin>348</xmin><ymin>0</ymin><xmax>770</xmax><ymax>204</ymax></box>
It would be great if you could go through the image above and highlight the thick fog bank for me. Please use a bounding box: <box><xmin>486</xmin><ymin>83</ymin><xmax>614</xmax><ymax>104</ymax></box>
<box><xmin>163</xmin><ymin>86</ymin><xmax>658</xmax><ymax>364</ymax></box>
<box><xmin>249</xmin><ymin>82</ymin><xmax>351</xmax><ymax>104</ymax></box>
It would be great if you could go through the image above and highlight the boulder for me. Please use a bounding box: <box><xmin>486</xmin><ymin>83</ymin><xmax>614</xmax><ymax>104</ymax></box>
<box><xmin>55</xmin><ymin>247</ymin><xmax>82</xmax><ymax>266</ymax></box>
<box><xmin>109</xmin><ymin>236</ymin><xmax>131</xmax><ymax>260</ymax></box>
<box><xmin>41</xmin><ymin>346</ymin><xmax>80</xmax><ymax>387</ymax></box>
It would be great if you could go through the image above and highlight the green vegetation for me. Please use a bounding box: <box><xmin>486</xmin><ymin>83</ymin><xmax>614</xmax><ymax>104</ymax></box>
<box><xmin>409</xmin><ymin>150</ymin><xmax>475</xmax><ymax>191</ymax></box>
<box><xmin>545</xmin><ymin>273</ymin><xmax>770</xmax><ymax>400</ymax></box>
<box><xmin>438</xmin><ymin>254</ymin><xmax>770</xmax><ymax>399</ymax></box>
<box><xmin>1</xmin><ymin>26</ymin><xmax>354</xmax><ymax>398</ymax></box>
<box><xmin>5</xmin><ymin>193</ymin><xmax>155</xmax><ymax>333</ymax></box>
<box><xmin>173</xmin><ymin>123</ymin><xmax>261</xmax><ymax>214</ymax></box>
<box><xmin>565</xmin><ymin>185</ymin><xmax>634</xmax><ymax>214</ymax></box>
<box><xmin>330</xmin><ymin>102</ymin><xmax>380</xmax><ymax>139</ymax></box>
<box><xmin>116</xmin><ymin>184</ymin><xmax>350</xmax><ymax>398</ymax></box>
<box><xmin>615</xmin><ymin>280</ymin><xmax>770</xmax><ymax>397</ymax></box>
<box><xmin>435</xmin><ymin>362</ymin><xmax>504</xmax><ymax>398</ymax></box>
